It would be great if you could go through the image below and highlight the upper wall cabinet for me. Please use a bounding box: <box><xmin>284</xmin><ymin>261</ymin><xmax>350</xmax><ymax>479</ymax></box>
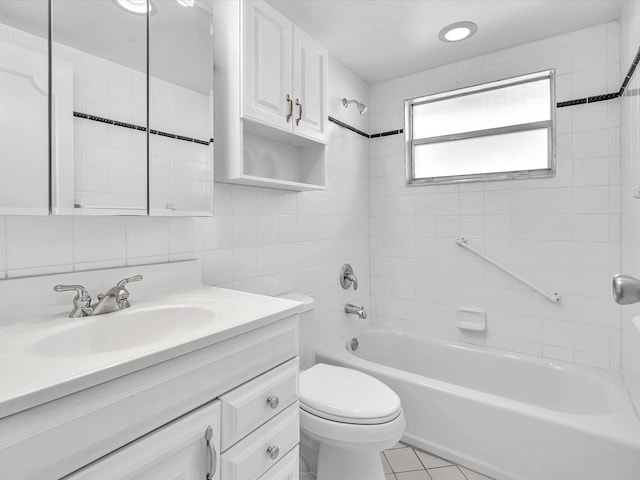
<box><xmin>215</xmin><ymin>0</ymin><xmax>328</xmax><ymax>191</ymax></box>
<box><xmin>0</xmin><ymin>0</ymin><xmax>50</xmax><ymax>215</ymax></box>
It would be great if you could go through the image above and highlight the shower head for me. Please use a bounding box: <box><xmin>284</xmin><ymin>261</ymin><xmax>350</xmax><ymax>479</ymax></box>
<box><xmin>342</xmin><ymin>98</ymin><xmax>368</xmax><ymax>114</ymax></box>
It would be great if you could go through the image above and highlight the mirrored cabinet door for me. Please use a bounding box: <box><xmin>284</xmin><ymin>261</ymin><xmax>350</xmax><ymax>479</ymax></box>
<box><xmin>51</xmin><ymin>0</ymin><xmax>148</xmax><ymax>215</ymax></box>
<box><xmin>0</xmin><ymin>1</ymin><xmax>50</xmax><ymax>215</ymax></box>
<box><xmin>149</xmin><ymin>0</ymin><xmax>214</xmax><ymax>216</ymax></box>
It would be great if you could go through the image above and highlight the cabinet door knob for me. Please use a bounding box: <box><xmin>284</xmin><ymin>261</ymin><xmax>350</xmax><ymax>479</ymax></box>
<box><xmin>267</xmin><ymin>445</ymin><xmax>280</xmax><ymax>460</ymax></box>
<box><xmin>295</xmin><ymin>98</ymin><xmax>302</xmax><ymax>126</ymax></box>
<box><xmin>286</xmin><ymin>94</ymin><xmax>293</xmax><ymax>123</ymax></box>
<box><xmin>266</xmin><ymin>395</ymin><xmax>280</xmax><ymax>409</ymax></box>
<box><xmin>205</xmin><ymin>426</ymin><xmax>217</xmax><ymax>479</ymax></box>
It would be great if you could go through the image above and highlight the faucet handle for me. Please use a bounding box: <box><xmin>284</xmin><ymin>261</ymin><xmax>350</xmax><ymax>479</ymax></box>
<box><xmin>54</xmin><ymin>284</ymin><xmax>90</xmax><ymax>300</ymax></box>
<box><xmin>116</xmin><ymin>275</ymin><xmax>143</xmax><ymax>288</ymax></box>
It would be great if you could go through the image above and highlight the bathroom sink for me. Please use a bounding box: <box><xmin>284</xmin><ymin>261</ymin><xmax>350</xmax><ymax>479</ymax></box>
<box><xmin>32</xmin><ymin>305</ymin><xmax>217</xmax><ymax>357</ymax></box>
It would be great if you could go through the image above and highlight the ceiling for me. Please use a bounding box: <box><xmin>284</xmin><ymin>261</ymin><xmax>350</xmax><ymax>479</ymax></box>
<box><xmin>266</xmin><ymin>0</ymin><xmax>625</xmax><ymax>84</ymax></box>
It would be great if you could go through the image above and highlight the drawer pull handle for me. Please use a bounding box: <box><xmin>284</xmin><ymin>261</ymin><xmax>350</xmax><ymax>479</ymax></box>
<box><xmin>267</xmin><ymin>445</ymin><xmax>280</xmax><ymax>460</ymax></box>
<box><xmin>266</xmin><ymin>395</ymin><xmax>280</xmax><ymax>409</ymax></box>
<box><xmin>205</xmin><ymin>426</ymin><xmax>217</xmax><ymax>479</ymax></box>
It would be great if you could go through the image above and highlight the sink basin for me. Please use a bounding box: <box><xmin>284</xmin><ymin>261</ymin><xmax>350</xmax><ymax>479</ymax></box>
<box><xmin>32</xmin><ymin>305</ymin><xmax>217</xmax><ymax>357</ymax></box>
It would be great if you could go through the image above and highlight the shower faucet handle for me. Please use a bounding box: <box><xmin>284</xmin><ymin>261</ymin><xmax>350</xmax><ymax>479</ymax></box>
<box><xmin>340</xmin><ymin>263</ymin><xmax>358</xmax><ymax>290</ymax></box>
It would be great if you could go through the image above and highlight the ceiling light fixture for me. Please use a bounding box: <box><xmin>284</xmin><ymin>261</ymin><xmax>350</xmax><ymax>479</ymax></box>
<box><xmin>113</xmin><ymin>0</ymin><xmax>154</xmax><ymax>15</ymax></box>
<box><xmin>438</xmin><ymin>21</ymin><xmax>478</xmax><ymax>43</ymax></box>
<box><xmin>176</xmin><ymin>0</ymin><xmax>195</xmax><ymax>6</ymax></box>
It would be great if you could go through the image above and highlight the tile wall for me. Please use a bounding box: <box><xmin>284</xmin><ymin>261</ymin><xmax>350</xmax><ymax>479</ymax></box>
<box><xmin>369</xmin><ymin>22</ymin><xmax>624</xmax><ymax>369</ymax></box>
<box><xmin>621</xmin><ymin>0</ymin><xmax>640</xmax><ymax>410</ymax></box>
<box><xmin>0</xmin><ymin>55</ymin><xmax>371</xmax><ymax>369</ymax></box>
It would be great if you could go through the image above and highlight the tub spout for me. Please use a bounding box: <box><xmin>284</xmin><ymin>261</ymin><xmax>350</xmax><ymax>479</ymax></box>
<box><xmin>345</xmin><ymin>303</ymin><xmax>367</xmax><ymax>319</ymax></box>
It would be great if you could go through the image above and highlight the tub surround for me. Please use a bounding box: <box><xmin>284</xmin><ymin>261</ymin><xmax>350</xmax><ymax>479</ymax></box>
<box><xmin>319</xmin><ymin>329</ymin><xmax>640</xmax><ymax>480</ymax></box>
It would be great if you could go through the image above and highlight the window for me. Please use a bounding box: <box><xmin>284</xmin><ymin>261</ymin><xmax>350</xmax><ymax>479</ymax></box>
<box><xmin>404</xmin><ymin>70</ymin><xmax>555</xmax><ymax>185</ymax></box>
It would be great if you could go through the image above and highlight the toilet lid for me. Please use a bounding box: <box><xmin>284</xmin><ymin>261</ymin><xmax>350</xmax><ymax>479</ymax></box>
<box><xmin>299</xmin><ymin>364</ymin><xmax>402</xmax><ymax>425</ymax></box>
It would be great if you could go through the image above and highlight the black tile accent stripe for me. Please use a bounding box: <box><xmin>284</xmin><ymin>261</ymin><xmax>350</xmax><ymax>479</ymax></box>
<box><xmin>328</xmin><ymin>115</ymin><xmax>404</xmax><ymax>139</ymax></box>
<box><xmin>73</xmin><ymin>111</ymin><xmax>213</xmax><ymax>145</ymax></box>
<box><xmin>558</xmin><ymin>44</ymin><xmax>640</xmax><ymax>108</ymax></box>
<box><xmin>328</xmin><ymin>115</ymin><xmax>370</xmax><ymax>138</ymax></box>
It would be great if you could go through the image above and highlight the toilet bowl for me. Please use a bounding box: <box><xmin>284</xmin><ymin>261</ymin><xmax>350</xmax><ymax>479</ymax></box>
<box><xmin>299</xmin><ymin>363</ymin><xmax>406</xmax><ymax>480</ymax></box>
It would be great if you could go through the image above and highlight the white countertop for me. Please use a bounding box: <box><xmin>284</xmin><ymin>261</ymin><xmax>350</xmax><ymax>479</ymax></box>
<box><xmin>0</xmin><ymin>286</ymin><xmax>303</xmax><ymax>419</ymax></box>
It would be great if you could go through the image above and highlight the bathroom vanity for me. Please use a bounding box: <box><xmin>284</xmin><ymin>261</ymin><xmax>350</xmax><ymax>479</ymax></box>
<box><xmin>0</xmin><ymin>261</ymin><xmax>303</xmax><ymax>479</ymax></box>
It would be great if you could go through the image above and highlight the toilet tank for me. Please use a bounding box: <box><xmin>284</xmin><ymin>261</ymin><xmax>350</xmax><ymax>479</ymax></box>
<box><xmin>278</xmin><ymin>292</ymin><xmax>314</xmax><ymax>368</ymax></box>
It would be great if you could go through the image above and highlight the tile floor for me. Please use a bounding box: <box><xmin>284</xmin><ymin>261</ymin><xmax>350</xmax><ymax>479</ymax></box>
<box><xmin>382</xmin><ymin>443</ymin><xmax>494</xmax><ymax>480</ymax></box>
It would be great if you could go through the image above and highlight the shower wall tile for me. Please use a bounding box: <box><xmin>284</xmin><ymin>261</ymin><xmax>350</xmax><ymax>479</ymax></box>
<box><xmin>369</xmin><ymin>21</ymin><xmax>623</xmax><ymax>370</ymax></box>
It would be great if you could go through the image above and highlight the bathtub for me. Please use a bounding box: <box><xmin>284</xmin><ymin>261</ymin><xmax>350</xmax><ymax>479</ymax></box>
<box><xmin>317</xmin><ymin>329</ymin><xmax>640</xmax><ymax>480</ymax></box>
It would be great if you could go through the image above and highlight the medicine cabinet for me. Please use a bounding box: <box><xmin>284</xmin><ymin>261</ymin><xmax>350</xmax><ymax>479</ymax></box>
<box><xmin>0</xmin><ymin>0</ymin><xmax>214</xmax><ymax>216</ymax></box>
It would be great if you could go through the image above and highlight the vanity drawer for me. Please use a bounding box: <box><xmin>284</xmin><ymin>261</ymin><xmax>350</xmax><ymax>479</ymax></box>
<box><xmin>221</xmin><ymin>402</ymin><xmax>299</xmax><ymax>480</ymax></box>
<box><xmin>220</xmin><ymin>357</ymin><xmax>299</xmax><ymax>450</ymax></box>
<box><xmin>258</xmin><ymin>445</ymin><xmax>298</xmax><ymax>480</ymax></box>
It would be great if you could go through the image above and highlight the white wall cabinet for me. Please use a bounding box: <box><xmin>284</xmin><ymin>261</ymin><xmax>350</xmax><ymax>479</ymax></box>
<box><xmin>215</xmin><ymin>0</ymin><xmax>328</xmax><ymax>191</ymax></box>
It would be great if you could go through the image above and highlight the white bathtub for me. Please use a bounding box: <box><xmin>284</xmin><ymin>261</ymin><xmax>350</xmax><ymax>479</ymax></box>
<box><xmin>317</xmin><ymin>329</ymin><xmax>640</xmax><ymax>480</ymax></box>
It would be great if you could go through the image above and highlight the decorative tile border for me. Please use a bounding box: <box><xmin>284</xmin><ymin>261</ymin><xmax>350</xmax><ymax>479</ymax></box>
<box><xmin>331</xmin><ymin>43</ymin><xmax>640</xmax><ymax>138</ymax></box>
<box><xmin>73</xmin><ymin>112</ymin><xmax>213</xmax><ymax>145</ymax></box>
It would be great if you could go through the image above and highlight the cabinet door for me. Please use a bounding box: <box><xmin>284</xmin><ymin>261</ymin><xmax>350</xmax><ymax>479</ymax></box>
<box><xmin>66</xmin><ymin>401</ymin><xmax>221</xmax><ymax>480</ymax></box>
<box><xmin>292</xmin><ymin>27</ymin><xmax>328</xmax><ymax>143</ymax></box>
<box><xmin>243</xmin><ymin>0</ymin><xmax>292</xmax><ymax>131</ymax></box>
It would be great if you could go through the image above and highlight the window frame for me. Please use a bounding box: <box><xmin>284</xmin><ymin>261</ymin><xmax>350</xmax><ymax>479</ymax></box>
<box><xmin>404</xmin><ymin>69</ymin><xmax>556</xmax><ymax>186</ymax></box>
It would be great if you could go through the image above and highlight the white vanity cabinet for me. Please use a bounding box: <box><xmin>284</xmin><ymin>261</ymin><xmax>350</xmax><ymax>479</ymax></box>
<box><xmin>66</xmin><ymin>401</ymin><xmax>221</xmax><ymax>480</ymax></box>
<box><xmin>215</xmin><ymin>0</ymin><xmax>328</xmax><ymax>191</ymax></box>
<box><xmin>0</xmin><ymin>314</ymin><xmax>300</xmax><ymax>480</ymax></box>
<box><xmin>243</xmin><ymin>1</ymin><xmax>328</xmax><ymax>143</ymax></box>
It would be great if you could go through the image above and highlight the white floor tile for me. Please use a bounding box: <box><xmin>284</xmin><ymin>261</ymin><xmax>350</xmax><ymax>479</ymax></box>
<box><xmin>459</xmin><ymin>466</ymin><xmax>494</xmax><ymax>480</ymax></box>
<box><xmin>427</xmin><ymin>466</ymin><xmax>467</xmax><ymax>480</ymax></box>
<box><xmin>384</xmin><ymin>447</ymin><xmax>424</xmax><ymax>472</ymax></box>
<box><xmin>386</xmin><ymin>474</ymin><xmax>398</xmax><ymax>480</ymax></box>
<box><xmin>415</xmin><ymin>450</ymin><xmax>453</xmax><ymax>469</ymax></box>
<box><xmin>395</xmin><ymin>470</ymin><xmax>432</xmax><ymax>480</ymax></box>
<box><xmin>382</xmin><ymin>452</ymin><xmax>393</xmax><ymax>473</ymax></box>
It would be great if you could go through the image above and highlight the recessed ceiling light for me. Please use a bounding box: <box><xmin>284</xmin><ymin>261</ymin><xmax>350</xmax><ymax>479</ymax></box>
<box><xmin>438</xmin><ymin>21</ymin><xmax>478</xmax><ymax>43</ymax></box>
<box><xmin>176</xmin><ymin>0</ymin><xmax>195</xmax><ymax>6</ymax></box>
<box><xmin>113</xmin><ymin>0</ymin><xmax>154</xmax><ymax>15</ymax></box>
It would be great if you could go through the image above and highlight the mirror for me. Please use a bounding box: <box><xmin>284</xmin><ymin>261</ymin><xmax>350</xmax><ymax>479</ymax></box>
<box><xmin>49</xmin><ymin>0</ymin><xmax>214</xmax><ymax>216</ymax></box>
<box><xmin>149</xmin><ymin>0</ymin><xmax>214</xmax><ymax>216</ymax></box>
<box><xmin>51</xmin><ymin>0</ymin><xmax>148</xmax><ymax>215</ymax></box>
<box><xmin>0</xmin><ymin>0</ymin><xmax>50</xmax><ymax>215</ymax></box>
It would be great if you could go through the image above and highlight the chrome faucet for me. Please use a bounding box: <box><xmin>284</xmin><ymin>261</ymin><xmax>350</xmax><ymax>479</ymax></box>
<box><xmin>340</xmin><ymin>264</ymin><xmax>359</xmax><ymax>291</ymax></box>
<box><xmin>345</xmin><ymin>303</ymin><xmax>367</xmax><ymax>319</ymax></box>
<box><xmin>55</xmin><ymin>275</ymin><xmax>143</xmax><ymax>318</ymax></box>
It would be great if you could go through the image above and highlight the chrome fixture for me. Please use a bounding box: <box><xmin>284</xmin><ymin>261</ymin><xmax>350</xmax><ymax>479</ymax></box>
<box><xmin>349</xmin><ymin>337</ymin><xmax>359</xmax><ymax>351</ymax></box>
<box><xmin>54</xmin><ymin>275</ymin><xmax>143</xmax><ymax>318</ymax></box>
<box><xmin>340</xmin><ymin>263</ymin><xmax>359</xmax><ymax>290</ymax></box>
<box><xmin>613</xmin><ymin>274</ymin><xmax>640</xmax><ymax>305</ymax></box>
<box><xmin>342</xmin><ymin>98</ymin><xmax>368</xmax><ymax>114</ymax></box>
<box><xmin>345</xmin><ymin>303</ymin><xmax>367</xmax><ymax>319</ymax></box>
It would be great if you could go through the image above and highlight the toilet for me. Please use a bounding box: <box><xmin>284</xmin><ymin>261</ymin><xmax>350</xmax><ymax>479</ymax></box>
<box><xmin>299</xmin><ymin>363</ymin><xmax>406</xmax><ymax>480</ymax></box>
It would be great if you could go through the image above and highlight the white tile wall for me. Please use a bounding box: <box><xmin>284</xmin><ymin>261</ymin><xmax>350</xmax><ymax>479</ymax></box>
<box><xmin>0</xmin><ymin>56</ymin><xmax>370</xmax><ymax>370</ymax></box>
<box><xmin>620</xmin><ymin>0</ymin><xmax>640</xmax><ymax>410</ymax></box>
<box><xmin>369</xmin><ymin>22</ymin><xmax>624</xmax><ymax>370</ymax></box>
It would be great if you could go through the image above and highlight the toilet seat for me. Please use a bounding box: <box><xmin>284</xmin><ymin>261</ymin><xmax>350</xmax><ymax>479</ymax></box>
<box><xmin>300</xmin><ymin>364</ymin><xmax>402</xmax><ymax>425</ymax></box>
